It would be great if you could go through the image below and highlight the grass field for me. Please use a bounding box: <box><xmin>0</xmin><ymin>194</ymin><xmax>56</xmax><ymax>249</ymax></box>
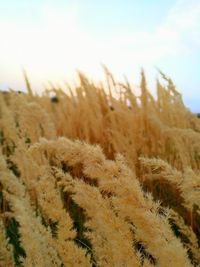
<box><xmin>0</xmin><ymin>70</ymin><xmax>200</xmax><ymax>267</ymax></box>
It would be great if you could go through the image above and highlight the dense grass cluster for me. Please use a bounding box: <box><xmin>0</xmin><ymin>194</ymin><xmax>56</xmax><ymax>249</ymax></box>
<box><xmin>0</xmin><ymin>69</ymin><xmax>200</xmax><ymax>266</ymax></box>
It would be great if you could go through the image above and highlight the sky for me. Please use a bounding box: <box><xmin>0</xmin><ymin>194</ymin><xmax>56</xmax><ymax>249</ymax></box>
<box><xmin>0</xmin><ymin>0</ymin><xmax>199</xmax><ymax>112</ymax></box>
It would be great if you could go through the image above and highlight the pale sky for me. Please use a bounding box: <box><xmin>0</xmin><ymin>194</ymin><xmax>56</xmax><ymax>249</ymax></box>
<box><xmin>0</xmin><ymin>0</ymin><xmax>199</xmax><ymax>112</ymax></box>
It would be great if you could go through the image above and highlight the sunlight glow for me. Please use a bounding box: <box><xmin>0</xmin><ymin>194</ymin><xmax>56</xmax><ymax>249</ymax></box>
<box><xmin>0</xmin><ymin>0</ymin><xmax>199</xmax><ymax>111</ymax></box>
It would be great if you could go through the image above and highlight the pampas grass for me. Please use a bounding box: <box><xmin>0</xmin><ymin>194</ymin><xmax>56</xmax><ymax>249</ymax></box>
<box><xmin>0</xmin><ymin>70</ymin><xmax>200</xmax><ymax>266</ymax></box>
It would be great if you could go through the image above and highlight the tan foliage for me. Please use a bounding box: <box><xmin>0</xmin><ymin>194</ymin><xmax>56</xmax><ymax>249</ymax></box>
<box><xmin>0</xmin><ymin>71</ymin><xmax>200</xmax><ymax>266</ymax></box>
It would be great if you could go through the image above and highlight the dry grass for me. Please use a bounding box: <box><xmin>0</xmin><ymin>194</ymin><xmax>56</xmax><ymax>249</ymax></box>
<box><xmin>0</xmin><ymin>70</ymin><xmax>200</xmax><ymax>266</ymax></box>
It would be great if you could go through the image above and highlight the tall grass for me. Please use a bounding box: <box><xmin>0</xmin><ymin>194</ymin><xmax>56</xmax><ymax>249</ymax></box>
<box><xmin>0</xmin><ymin>70</ymin><xmax>200</xmax><ymax>266</ymax></box>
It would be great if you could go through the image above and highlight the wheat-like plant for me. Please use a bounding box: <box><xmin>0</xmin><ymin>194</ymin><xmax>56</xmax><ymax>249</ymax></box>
<box><xmin>0</xmin><ymin>70</ymin><xmax>200</xmax><ymax>266</ymax></box>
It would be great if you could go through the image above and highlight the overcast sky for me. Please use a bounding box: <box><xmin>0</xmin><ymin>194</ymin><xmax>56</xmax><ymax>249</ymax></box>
<box><xmin>0</xmin><ymin>0</ymin><xmax>199</xmax><ymax>112</ymax></box>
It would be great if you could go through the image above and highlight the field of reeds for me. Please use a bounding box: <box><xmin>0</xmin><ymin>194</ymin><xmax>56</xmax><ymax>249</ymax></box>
<box><xmin>0</xmin><ymin>69</ymin><xmax>200</xmax><ymax>267</ymax></box>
